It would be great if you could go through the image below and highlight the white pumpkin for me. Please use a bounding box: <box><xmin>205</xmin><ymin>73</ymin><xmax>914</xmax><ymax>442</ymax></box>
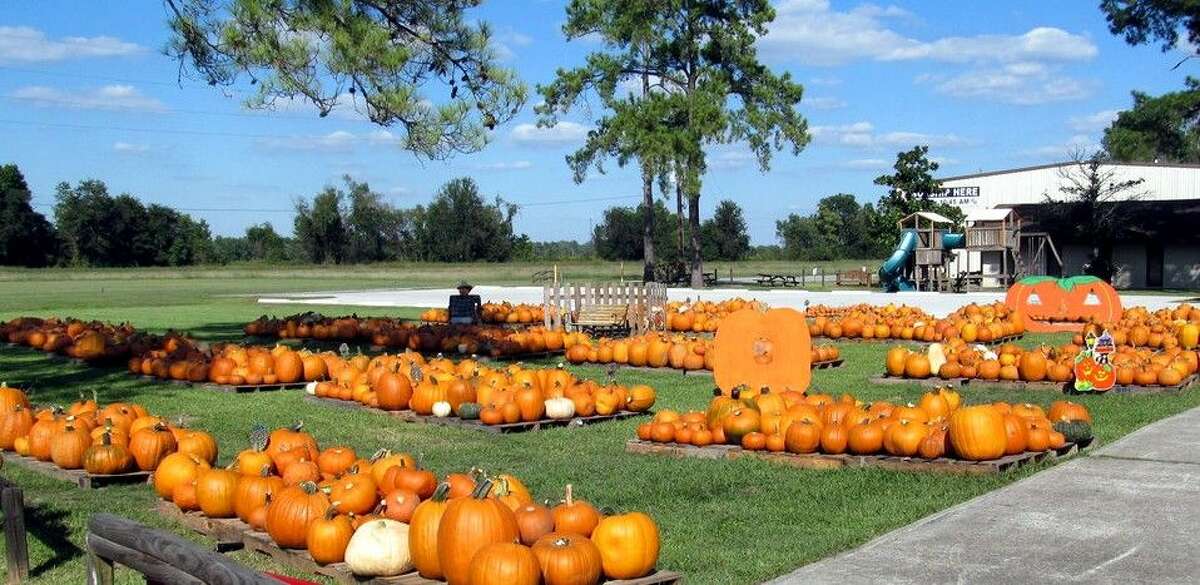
<box><xmin>432</xmin><ymin>401</ymin><xmax>452</xmax><ymax>418</ymax></box>
<box><xmin>927</xmin><ymin>343</ymin><xmax>947</xmax><ymax>376</ymax></box>
<box><xmin>344</xmin><ymin>519</ymin><xmax>413</xmax><ymax>577</ymax></box>
<box><xmin>305</xmin><ymin>381</ymin><xmax>318</xmax><ymax>395</ymax></box>
<box><xmin>544</xmin><ymin>397</ymin><xmax>575</xmax><ymax>420</ymax></box>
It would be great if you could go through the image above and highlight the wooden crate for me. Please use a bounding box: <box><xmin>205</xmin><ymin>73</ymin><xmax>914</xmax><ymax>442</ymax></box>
<box><xmin>1</xmin><ymin>475</ymin><xmax>29</xmax><ymax>584</ymax></box>
<box><xmin>621</xmin><ymin>358</ymin><xmax>842</xmax><ymax>378</ymax></box>
<box><xmin>812</xmin><ymin>333</ymin><xmax>1025</xmax><ymax>346</ymax></box>
<box><xmin>157</xmin><ymin>499</ymin><xmax>682</xmax><ymax>585</ymax></box>
<box><xmin>626</xmin><ymin>438</ymin><xmax>1095</xmax><ymax>476</ymax></box>
<box><xmin>303</xmin><ymin>395</ymin><xmax>648</xmax><ymax>434</ymax></box>
<box><xmin>3</xmin><ymin>453</ymin><xmax>150</xmax><ymax>488</ymax></box>
<box><xmin>134</xmin><ymin>375</ymin><xmax>309</xmax><ymax>393</ymax></box>
<box><xmin>870</xmin><ymin>373</ymin><xmax>1199</xmax><ymax>395</ymax></box>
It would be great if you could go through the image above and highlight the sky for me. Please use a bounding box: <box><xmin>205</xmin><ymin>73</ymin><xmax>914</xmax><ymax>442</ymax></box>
<box><xmin>0</xmin><ymin>1</ymin><xmax>1193</xmax><ymax>244</ymax></box>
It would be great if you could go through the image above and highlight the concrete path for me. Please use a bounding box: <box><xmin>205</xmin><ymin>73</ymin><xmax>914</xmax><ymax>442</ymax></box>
<box><xmin>768</xmin><ymin>407</ymin><xmax>1200</xmax><ymax>585</ymax></box>
<box><xmin>258</xmin><ymin>285</ymin><xmax>1189</xmax><ymax>318</ymax></box>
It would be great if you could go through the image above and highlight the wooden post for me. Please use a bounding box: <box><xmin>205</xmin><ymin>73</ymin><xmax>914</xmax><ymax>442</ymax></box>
<box><xmin>2</xmin><ymin>484</ymin><xmax>29</xmax><ymax>584</ymax></box>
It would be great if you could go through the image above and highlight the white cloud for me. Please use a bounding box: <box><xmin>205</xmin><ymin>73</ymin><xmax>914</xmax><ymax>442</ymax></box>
<box><xmin>112</xmin><ymin>141</ymin><xmax>149</xmax><ymax>154</ymax></box>
<box><xmin>387</xmin><ymin>186</ymin><xmax>412</xmax><ymax>197</ymax></box>
<box><xmin>257</xmin><ymin>93</ymin><xmax>366</xmax><ymax>120</ymax></box>
<box><xmin>493</xmin><ymin>28</ymin><xmax>534</xmax><ymax>61</ymax></box>
<box><xmin>922</xmin><ymin>62</ymin><xmax>1092</xmax><ymax>105</ymax></box>
<box><xmin>0</xmin><ymin>26</ymin><xmax>142</xmax><ymax>63</ymax></box>
<box><xmin>1068</xmin><ymin>109</ymin><xmax>1120</xmax><ymax>132</ymax></box>
<box><xmin>258</xmin><ymin>130</ymin><xmax>359</xmax><ymax>152</ymax></box>
<box><xmin>510</xmin><ymin>122</ymin><xmax>591</xmax><ymax>146</ymax></box>
<box><xmin>474</xmin><ymin>160</ymin><xmax>533</xmax><ymax>171</ymax></box>
<box><xmin>805</xmin><ymin>96</ymin><xmax>847</xmax><ymax>110</ymax></box>
<box><xmin>710</xmin><ymin>150</ymin><xmax>759</xmax><ymax>170</ymax></box>
<box><xmin>366</xmin><ymin>129</ymin><xmax>403</xmax><ymax>146</ymax></box>
<box><xmin>761</xmin><ymin>1</ymin><xmax>1097</xmax><ymax>67</ymax></box>
<box><xmin>1021</xmin><ymin>134</ymin><xmax>1099</xmax><ymax>159</ymax></box>
<box><xmin>840</xmin><ymin>158</ymin><xmax>890</xmax><ymax>170</ymax></box>
<box><xmin>11</xmin><ymin>85</ymin><xmax>168</xmax><ymax>112</ymax></box>
<box><xmin>810</xmin><ymin>121</ymin><xmax>967</xmax><ymax>149</ymax></box>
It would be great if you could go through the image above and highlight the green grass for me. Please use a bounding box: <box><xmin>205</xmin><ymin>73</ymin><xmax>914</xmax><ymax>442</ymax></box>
<box><xmin>1</xmin><ymin>272</ymin><xmax>1198</xmax><ymax>584</ymax></box>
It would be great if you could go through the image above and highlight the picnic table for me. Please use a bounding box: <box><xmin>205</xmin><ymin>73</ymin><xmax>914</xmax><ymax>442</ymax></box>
<box><xmin>755</xmin><ymin>273</ymin><xmax>802</xmax><ymax>287</ymax></box>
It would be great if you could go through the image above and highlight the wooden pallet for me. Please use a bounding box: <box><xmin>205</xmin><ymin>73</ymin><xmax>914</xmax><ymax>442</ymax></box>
<box><xmin>3</xmin><ymin>453</ymin><xmax>151</xmax><ymax>488</ymax></box>
<box><xmin>625</xmin><ymin>438</ymin><xmax>1095</xmax><ymax>476</ymax></box>
<box><xmin>870</xmin><ymin>373</ymin><xmax>1200</xmax><ymax>395</ymax></box>
<box><xmin>619</xmin><ymin>358</ymin><xmax>843</xmax><ymax>377</ymax></box>
<box><xmin>157</xmin><ymin>500</ymin><xmax>682</xmax><ymax>585</ymax></box>
<box><xmin>135</xmin><ymin>375</ymin><xmax>309</xmax><ymax>394</ymax></box>
<box><xmin>303</xmin><ymin>395</ymin><xmax>648</xmax><ymax>434</ymax></box>
<box><xmin>813</xmin><ymin>333</ymin><xmax>1025</xmax><ymax>346</ymax></box>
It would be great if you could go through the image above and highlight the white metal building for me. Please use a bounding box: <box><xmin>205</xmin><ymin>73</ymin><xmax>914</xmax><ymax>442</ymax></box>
<box><xmin>938</xmin><ymin>161</ymin><xmax>1200</xmax><ymax>290</ymax></box>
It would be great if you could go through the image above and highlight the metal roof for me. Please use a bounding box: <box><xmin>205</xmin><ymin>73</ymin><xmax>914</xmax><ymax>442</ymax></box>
<box><xmin>938</xmin><ymin>160</ymin><xmax>1200</xmax><ymax>182</ymax></box>
<box><xmin>965</xmin><ymin>208</ymin><xmax>1016</xmax><ymax>222</ymax></box>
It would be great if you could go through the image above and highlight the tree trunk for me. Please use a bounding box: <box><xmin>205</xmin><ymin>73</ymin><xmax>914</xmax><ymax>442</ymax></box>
<box><xmin>641</xmin><ymin>163</ymin><xmax>656</xmax><ymax>282</ymax></box>
<box><xmin>675</xmin><ymin>166</ymin><xmax>685</xmax><ymax>257</ymax></box>
<box><xmin>688</xmin><ymin>189</ymin><xmax>704</xmax><ymax>288</ymax></box>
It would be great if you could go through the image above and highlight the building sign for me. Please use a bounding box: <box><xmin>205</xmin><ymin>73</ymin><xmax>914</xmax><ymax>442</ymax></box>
<box><xmin>932</xmin><ymin>185</ymin><xmax>980</xmax><ymax>207</ymax></box>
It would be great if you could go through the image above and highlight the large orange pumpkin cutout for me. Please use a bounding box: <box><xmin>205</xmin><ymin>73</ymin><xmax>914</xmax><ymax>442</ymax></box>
<box><xmin>712</xmin><ymin>308</ymin><xmax>811</xmax><ymax>394</ymax></box>
<box><xmin>1005</xmin><ymin>276</ymin><xmax>1122</xmax><ymax>332</ymax></box>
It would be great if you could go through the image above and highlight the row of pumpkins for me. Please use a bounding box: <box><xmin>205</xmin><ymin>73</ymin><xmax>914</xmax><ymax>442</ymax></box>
<box><xmin>155</xmin><ymin>423</ymin><xmax>660</xmax><ymax>585</ymax></box>
<box><xmin>564</xmin><ymin>332</ymin><xmax>841</xmax><ymax>372</ymax></box>
<box><xmin>1072</xmin><ymin>307</ymin><xmax>1200</xmax><ymax>350</ymax></box>
<box><xmin>131</xmin><ymin>341</ymin><xmax>337</xmax><ymax>386</ymax></box>
<box><xmin>310</xmin><ymin>351</ymin><xmax>656</xmax><ymax>424</ymax></box>
<box><xmin>0</xmin><ymin>386</ymin><xmax>217</xmax><ymax>476</ymax></box>
<box><xmin>665</xmin><ymin>298</ymin><xmax>768</xmax><ymax>333</ymax></box>
<box><xmin>886</xmin><ymin>338</ymin><xmax>1200</xmax><ymax>387</ymax></box>
<box><xmin>421</xmin><ymin>303</ymin><xmax>551</xmax><ymax>325</ymax></box>
<box><xmin>808</xmin><ymin>302</ymin><xmax>1025</xmax><ymax>343</ymax></box>
<box><xmin>245</xmin><ymin>313</ymin><xmax>581</xmax><ymax>358</ymax></box>
<box><xmin>1</xmin><ymin>316</ymin><xmax>177</xmax><ymax>364</ymax></box>
<box><xmin>636</xmin><ymin>386</ymin><xmax>1094</xmax><ymax>461</ymax></box>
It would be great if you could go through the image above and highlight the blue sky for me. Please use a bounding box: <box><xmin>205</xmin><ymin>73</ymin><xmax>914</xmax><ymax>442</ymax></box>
<box><xmin>0</xmin><ymin>1</ymin><xmax>1192</xmax><ymax>243</ymax></box>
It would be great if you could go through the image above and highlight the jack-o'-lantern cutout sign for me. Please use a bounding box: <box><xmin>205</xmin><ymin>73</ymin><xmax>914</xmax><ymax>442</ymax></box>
<box><xmin>712</xmin><ymin>308</ymin><xmax>811</xmax><ymax>394</ymax></box>
<box><xmin>1005</xmin><ymin>276</ymin><xmax>1123</xmax><ymax>333</ymax></box>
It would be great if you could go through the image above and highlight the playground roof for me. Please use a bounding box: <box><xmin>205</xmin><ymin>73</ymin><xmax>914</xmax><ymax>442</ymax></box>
<box><xmin>900</xmin><ymin>211</ymin><xmax>955</xmax><ymax>224</ymax></box>
<box><xmin>965</xmin><ymin>208</ymin><xmax>1016</xmax><ymax>222</ymax></box>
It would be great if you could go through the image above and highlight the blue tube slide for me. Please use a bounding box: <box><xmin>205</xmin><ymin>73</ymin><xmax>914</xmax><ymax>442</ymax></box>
<box><xmin>942</xmin><ymin>232</ymin><xmax>965</xmax><ymax>250</ymax></box>
<box><xmin>879</xmin><ymin>229</ymin><xmax>918</xmax><ymax>292</ymax></box>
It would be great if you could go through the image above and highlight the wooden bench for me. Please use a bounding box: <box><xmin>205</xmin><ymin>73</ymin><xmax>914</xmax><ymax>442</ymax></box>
<box><xmin>835</xmin><ymin>268</ymin><xmax>872</xmax><ymax>287</ymax></box>
<box><xmin>755</xmin><ymin>273</ymin><xmax>801</xmax><ymax>287</ymax></box>
<box><xmin>531</xmin><ymin>269</ymin><xmax>554</xmax><ymax>284</ymax></box>
<box><xmin>86</xmin><ymin>513</ymin><xmax>276</xmax><ymax>585</ymax></box>
<box><xmin>1</xmin><ymin>472</ymin><xmax>29</xmax><ymax>584</ymax></box>
<box><xmin>572</xmin><ymin>305</ymin><xmax>631</xmax><ymax>337</ymax></box>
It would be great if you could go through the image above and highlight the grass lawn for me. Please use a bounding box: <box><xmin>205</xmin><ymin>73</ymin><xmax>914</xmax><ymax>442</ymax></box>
<box><xmin>1</xmin><ymin>270</ymin><xmax>1198</xmax><ymax>584</ymax></box>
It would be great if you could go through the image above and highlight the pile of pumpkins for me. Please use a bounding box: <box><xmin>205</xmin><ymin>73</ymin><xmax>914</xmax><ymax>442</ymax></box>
<box><xmin>1074</xmin><ymin>306</ymin><xmax>1200</xmax><ymax>350</ymax></box>
<box><xmin>0</xmin><ymin>385</ymin><xmax>218</xmax><ymax>476</ymax></box>
<box><xmin>310</xmin><ymin>351</ymin><xmax>656</xmax><ymax>425</ymax></box>
<box><xmin>0</xmin><ymin>316</ymin><xmax>173</xmax><ymax>364</ymax></box>
<box><xmin>665</xmin><ymin>298</ymin><xmax>768</xmax><ymax>333</ymax></box>
<box><xmin>130</xmin><ymin>341</ymin><xmax>335</xmax><ymax>387</ymax></box>
<box><xmin>421</xmin><ymin>303</ymin><xmax>550</xmax><ymax>326</ymax></box>
<box><xmin>887</xmin><ymin>338</ymin><xmax>1199</xmax><ymax>388</ymax></box>
<box><xmin>565</xmin><ymin>333</ymin><xmax>841</xmax><ymax>372</ymax></box>
<box><xmin>156</xmin><ymin>423</ymin><xmax>661</xmax><ymax>584</ymax></box>
<box><xmin>636</xmin><ymin>386</ymin><xmax>1094</xmax><ymax>462</ymax></box>
<box><xmin>807</xmin><ymin>302</ymin><xmax>1025</xmax><ymax>343</ymax></box>
<box><xmin>246</xmin><ymin>313</ymin><xmax>581</xmax><ymax>359</ymax></box>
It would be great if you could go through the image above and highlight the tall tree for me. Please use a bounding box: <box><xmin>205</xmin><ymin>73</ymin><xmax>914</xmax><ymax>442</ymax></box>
<box><xmin>245</xmin><ymin>223</ymin><xmax>291</xmax><ymax>262</ymax></box>
<box><xmin>1101</xmin><ymin>1</ymin><xmax>1200</xmax><ymax>57</ymax></box>
<box><xmin>700</xmin><ymin>200</ymin><xmax>750</xmax><ymax>261</ymax></box>
<box><xmin>1042</xmin><ymin>150</ymin><xmax>1147</xmax><ymax>282</ymax></box>
<box><xmin>537</xmin><ymin>1</ymin><xmax>677</xmax><ymax>282</ymax></box>
<box><xmin>1104</xmin><ymin>78</ymin><xmax>1200</xmax><ymax>162</ymax></box>
<box><xmin>343</xmin><ymin>177</ymin><xmax>394</xmax><ymax>263</ymax></box>
<box><xmin>417</xmin><ymin>177</ymin><xmax>517</xmax><ymax>262</ymax></box>
<box><xmin>165</xmin><ymin>0</ymin><xmax>526</xmax><ymax>159</ymax></box>
<box><xmin>294</xmin><ymin>187</ymin><xmax>348</xmax><ymax>264</ymax></box>
<box><xmin>867</xmin><ymin>146</ymin><xmax>963</xmax><ymax>255</ymax></box>
<box><xmin>592</xmin><ymin>201</ymin><xmax>679</xmax><ymax>261</ymax></box>
<box><xmin>0</xmin><ymin>164</ymin><xmax>57</xmax><ymax>267</ymax></box>
<box><xmin>542</xmin><ymin>0</ymin><xmax>809</xmax><ymax>287</ymax></box>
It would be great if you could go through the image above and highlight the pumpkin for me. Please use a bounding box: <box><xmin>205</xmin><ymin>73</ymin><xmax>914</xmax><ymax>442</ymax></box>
<box><xmin>345</xmin><ymin>519</ymin><xmax>414</xmax><ymax>576</ymax></box>
<box><xmin>544</xmin><ymin>397</ymin><xmax>576</xmax><ymax>420</ymax></box>
<box><xmin>948</xmin><ymin>405</ymin><xmax>1007</xmax><ymax>461</ymax></box>
<box><xmin>1048</xmin><ymin>400</ymin><xmax>1092</xmax><ymax>424</ymax></box>
<box><xmin>266</xmin><ymin>422</ymin><xmax>318</xmax><ymax>465</ymax></box>
<box><xmin>1018</xmin><ymin>351</ymin><xmax>1048</xmax><ymax>382</ymax></box>
<box><xmin>266</xmin><ymin>480</ymin><xmax>330</xmax><ymax>549</ymax></box>
<box><xmin>1053</xmin><ymin>420</ymin><xmax>1094</xmax><ymax>443</ymax></box>
<box><xmin>235</xmin><ymin>466</ymin><xmax>284</xmax><ymax>523</ymax></box>
<box><xmin>84</xmin><ymin>432</ymin><xmax>134</xmax><ymax>475</ymax></box>
<box><xmin>317</xmin><ymin>446</ymin><xmax>358</xmax><ymax>478</ymax></box>
<box><xmin>0</xmin><ymin>404</ymin><xmax>34</xmax><ymax>450</ymax></box>
<box><xmin>1002</xmin><ymin>414</ymin><xmax>1029</xmax><ymax>456</ymax></box>
<box><xmin>515</xmin><ymin>502</ymin><xmax>556</xmax><ymax>546</ymax></box>
<box><xmin>153</xmin><ymin>452</ymin><xmax>209</xmax><ymax>500</ymax></box>
<box><xmin>195</xmin><ymin>466</ymin><xmax>241</xmax><ymax>518</ymax></box>
<box><xmin>129</xmin><ymin>423</ymin><xmax>178</xmax><ymax>471</ymax></box>
<box><xmin>0</xmin><ymin>384</ymin><xmax>30</xmax><ymax>414</ymax></box>
<box><xmin>235</xmin><ymin>425</ymin><xmax>274</xmax><ymax>476</ymax></box>
<box><xmin>532</xmin><ymin>532</ymin><xmax>603</xmax><ymax>585</ymax></box>
<box><xmin>552</xmin><ymin>484</ymin><xmax>601</xmax><ymax>537</ymax></box>
<box><xmin>409</xmin><ymin>483</ymin><xmax>451</xmax><ymax>579</ymax></box>
<box><xmin>307</xmin><ymin>507</ymin><xmax>354</xmax><ymax>565</ymax></box>
<box><xmin>177</xmin><ymin>430</ymin><xmax>218</xmax><ymax>466</ymax></box>
<box><xmin>1006</xmin><ymin>275</ymin><xmax>1123</xmax><ymax>331</ymax></box>
<box><xmin>467</xmin><ymin>542</ymin><xmax>541</xmax><ymax>585</ymax></box>
<box><xmin>437</xmin><ymin>479</ymin><xmax>520</xmax><ymax>585</ymax></box>
<box><xmin>381</xmin><ymin>488</ymin><xmax>421</xmax><ymax>523</ymax></box>
<box><xmin>50</xmin><ymin>424</ymin><xmax>92</xmax><ymax>469</ymax></box>
<box><xmin>883</xmin><ymin>419</ymin><xmax>927</xmax><ymax>457</ymax></box>
<box><xmin>712</xmin><ymin>308</ymin><xmax>812</xmax><ymax>394</ymax></box>
<box><xmin>383</xmin><ymin>463</ymin><xmax>437</xmax><ymax>500</ymax></box>
<box><xmin>784</xmin><ymin>418</ymin><xmax>822</xmax><ymax>454</ymax></box>
<box><xmin>457</xmin><ymin>402</ymin><xmax>482</xmax><ymax>420</ymax></box>
<box><xmin>591</xmin><ymin>512</ymin><xmax>659</xmax><ymax>580</ymax></box>
<box><xmin>330</xmin><ymin>474</ymin><xmax>379</xmax><ymax>515</ymax></box>
<box><xmin>173</xmin><ymin>480</ymin><xmax>200</xmax><ymax>512</ymax></box>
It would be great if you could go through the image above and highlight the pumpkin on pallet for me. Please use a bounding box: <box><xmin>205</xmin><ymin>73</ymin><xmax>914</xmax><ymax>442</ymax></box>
<box><xmin>637</xmin><ymin>387</ymin><xmax>1086</xmax><ymax>462</ymax></box>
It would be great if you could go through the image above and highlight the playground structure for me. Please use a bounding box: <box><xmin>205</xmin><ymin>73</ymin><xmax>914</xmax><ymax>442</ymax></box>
<box><xmin>879</xmin><ymin>208</ymin><xmax>1060</xmax><ymax>292</ymax></box>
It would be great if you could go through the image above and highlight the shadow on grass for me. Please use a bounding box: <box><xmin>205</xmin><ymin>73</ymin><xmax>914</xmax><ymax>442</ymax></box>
<box><xmin>24</xmin><ymin>505</ymin><xmax>82</xmax><ymax>578</ymax></box>
<box><xmin>180</xmin><ymin>321</ymin><xmax>252</xmax><ymax>341</ymax></box>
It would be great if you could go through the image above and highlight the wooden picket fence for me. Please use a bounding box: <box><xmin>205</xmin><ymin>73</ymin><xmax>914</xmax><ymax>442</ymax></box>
<box><xmin>543</xmin><ymin>282</ymin><xmax>668</xmax><ymax>334</ymax></box>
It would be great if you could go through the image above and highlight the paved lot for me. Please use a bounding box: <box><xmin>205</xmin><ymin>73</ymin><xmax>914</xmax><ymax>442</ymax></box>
<box><xmin>258</xmin><ymin>285</ymin><xmax>1188</xmax><ymax>318</ymax></box>
<box><xmin>768</xmin><ymin>407</ymin><xmax>1200</xmax><ymax>585</ymax></box>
